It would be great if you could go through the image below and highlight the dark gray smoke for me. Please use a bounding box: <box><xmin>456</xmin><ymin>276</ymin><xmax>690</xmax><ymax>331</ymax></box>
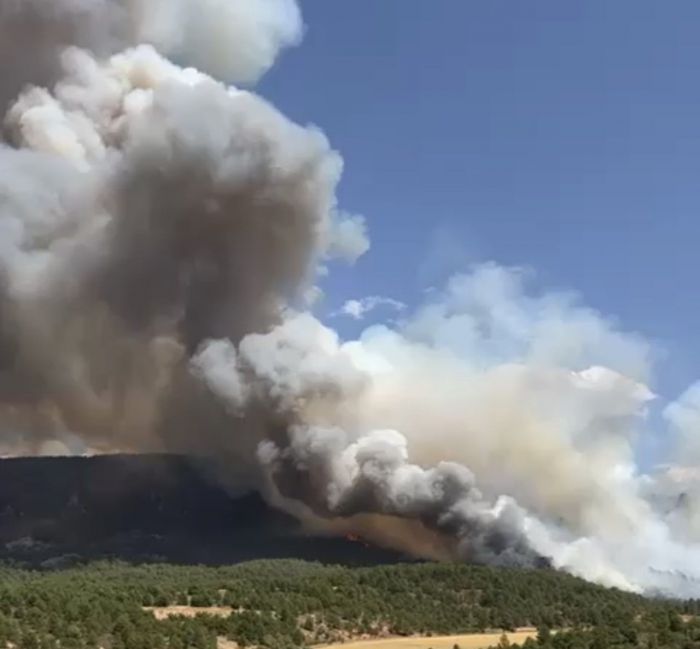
<box><xmin>260</xmin><ymin>427</ymin><xmax>541</xmax><ymax>567</ymax></box>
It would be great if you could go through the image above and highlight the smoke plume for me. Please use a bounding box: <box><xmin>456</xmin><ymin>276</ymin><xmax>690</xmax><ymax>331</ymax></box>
<box><xmin>0</xmin><ymin>0</ymin><xmax>300</xmax><ymax>107</ymax></box>
<box><xmin>1</xmin><ymin>0</ymin><xmax>700</xmax><ymax>596</ymax></box>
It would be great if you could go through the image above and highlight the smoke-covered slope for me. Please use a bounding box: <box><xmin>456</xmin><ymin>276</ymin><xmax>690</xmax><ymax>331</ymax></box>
<box><xmin>0</xmin><ymin>454</ymin><xmax>404</xmax><ymax>567</ymax></box>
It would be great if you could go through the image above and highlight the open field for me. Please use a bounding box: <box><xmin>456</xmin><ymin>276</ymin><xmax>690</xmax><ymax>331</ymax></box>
<box><xmin>316</xmin><ymin>629</ymin><xmax>538</xmax><ymax>649</ymax></box>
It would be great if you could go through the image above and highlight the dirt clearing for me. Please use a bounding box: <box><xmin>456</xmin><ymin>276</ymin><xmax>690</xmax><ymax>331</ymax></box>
<box><xmin>144</xmin><ymin>606</ymin><xmax>232</xmax><ymax>620</ymax></box>
<box><xmin>316</xmin><ymin>629</ymin><xmax>537</xmax><ymax>649</ymax></box>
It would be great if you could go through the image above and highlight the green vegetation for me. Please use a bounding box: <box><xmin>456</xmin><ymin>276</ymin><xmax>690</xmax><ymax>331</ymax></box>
<box><xmin>0</xmin><ymin>559</ymin><xmax>696</xmax><ymax>649</ymax></box>
<box><xmin>500</xmin><ymin>609</ymin><xmax>700</xmax><ymax>649</ymax></box>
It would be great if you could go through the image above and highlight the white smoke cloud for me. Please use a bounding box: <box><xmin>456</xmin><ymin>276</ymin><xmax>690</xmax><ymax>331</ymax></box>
<box><xmin>0</xmin><ymin>0</ymin><xmax>302</xmax><ymax>111</ymax></box>
<box><xmin>191</xmin><ymin>264</ymin><xmax>700</xmax><ymax>593</ymax></box>
<box><xmin>335</xmin><ymin>296</ymin><xmax>406</xmax><ymax>321</ymax></box>
<box><xmin>404</xmin><ymin>264</ymin><xmax>652</xmax><ymax>381</ymax></box>
<box><xmin>190</xmin><ymin>340</ymin><xmax>249</xmax><ymax>415</ymax></box>
<box><xmin>325</xmin><ymin>213</ymin><xmax>370</xmax><ymax>263</ymax></box>
<box><xmin>665</xmin><ymin>383</ymin><xmax>700</xmax><ymax>464</ymax></box>
<box><xmin>127</xmin><ymin>0</ymin><xmax>303</xmax><ymax>84</ymax></box>
<box><xmin>654</xmin><ymin>388</ymin><xmax>700</xmax><ymax>545</ymax></box>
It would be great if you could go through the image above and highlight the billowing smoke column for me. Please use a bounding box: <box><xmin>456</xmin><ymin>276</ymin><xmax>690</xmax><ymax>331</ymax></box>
<box><xmin>0</xmin><ymin>0</ymin><xmax>302</xmax><ymax>108</ymax></box>
<box><xmin>2</xmin><ymin>0</ymin><xmax>700</xmax><ymax>597</ymax></box>
<box><xmin>0</xmin><ymin>0</ymin><xmax>361</xmax><ymax>459</ymax></box>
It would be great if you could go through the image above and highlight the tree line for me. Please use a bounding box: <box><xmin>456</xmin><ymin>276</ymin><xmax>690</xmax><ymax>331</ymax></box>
<box><xmin>0</xmin><ymin>559</ymin><xmax>696</xmax><ymax>649</ymax></box>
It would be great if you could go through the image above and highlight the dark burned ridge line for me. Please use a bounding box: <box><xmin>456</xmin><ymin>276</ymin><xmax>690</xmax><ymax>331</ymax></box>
<box><xmin>0</xmin><ymin>453</ymin><xmax>410</xmax><ymax>568</ymax></box>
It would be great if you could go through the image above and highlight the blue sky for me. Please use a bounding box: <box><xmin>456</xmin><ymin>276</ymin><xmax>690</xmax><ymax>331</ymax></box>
<box><xmin>259</xmin><ymin>1</ymin><xmax>700</xmax><ymax>406</ymax></box>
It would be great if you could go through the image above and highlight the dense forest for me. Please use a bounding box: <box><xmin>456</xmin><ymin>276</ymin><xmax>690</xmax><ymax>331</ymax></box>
<box><xmin>504</xmin><ymin>610</ymin><xmax>700</xmax><ymax>649</ymax></box>
<box><xmin>0</xmin><ymin>560</ymin><xmax>698</xmax><ymax>649</ymax></box>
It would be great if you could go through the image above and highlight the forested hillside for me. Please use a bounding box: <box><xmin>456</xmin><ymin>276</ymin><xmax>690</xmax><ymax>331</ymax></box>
<box><xmin>0</xmin><ymin>455</ymin><xmax>402</xmax><ymax>567</ymax></box>
<box><xmin>0</xmin><ymin>560</ymin><xmax>697</xmax><ymax>649</ymax></box>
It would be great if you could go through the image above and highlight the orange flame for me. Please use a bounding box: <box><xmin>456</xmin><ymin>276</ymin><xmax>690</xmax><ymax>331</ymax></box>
<box><xmin>345</xmin><ymin>533</ymin><xmax>371</xmax><ymax>548</ymax></box>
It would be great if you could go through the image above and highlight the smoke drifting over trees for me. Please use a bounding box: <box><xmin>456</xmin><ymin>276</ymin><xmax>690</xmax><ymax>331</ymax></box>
<box><xmin>1</xmin><ymin>0</ymin><xmax>700</xmax><ymax>596</ymax></box>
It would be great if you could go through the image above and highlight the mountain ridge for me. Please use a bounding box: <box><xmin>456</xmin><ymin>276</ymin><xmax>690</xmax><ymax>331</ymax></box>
<box><xmin>0</xmin><ymin>453</ymin><xmax>406</xmax><ymax>567</ymax></box>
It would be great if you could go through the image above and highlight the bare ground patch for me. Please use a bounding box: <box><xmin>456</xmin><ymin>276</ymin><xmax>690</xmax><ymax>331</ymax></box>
<box><xmin>315</xmin><ymin>629</ymin><xmax>538</xmax><ymax>649</ymax></box>
<box><xmin>216</xmin><ymin>638</ymin><xmax>240</xmax><ymax>649</ymax></box>
<box><xmin>144</xmin><ymin>606</ymin><xmax>232</xmax><ymax>620</ymax></box>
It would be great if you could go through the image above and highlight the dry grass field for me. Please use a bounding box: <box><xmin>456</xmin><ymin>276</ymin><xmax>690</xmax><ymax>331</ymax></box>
<box><xmin>316</xmin><ymin>629</ymin><xmax>538</xmax><ymax>649</ymax></box>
